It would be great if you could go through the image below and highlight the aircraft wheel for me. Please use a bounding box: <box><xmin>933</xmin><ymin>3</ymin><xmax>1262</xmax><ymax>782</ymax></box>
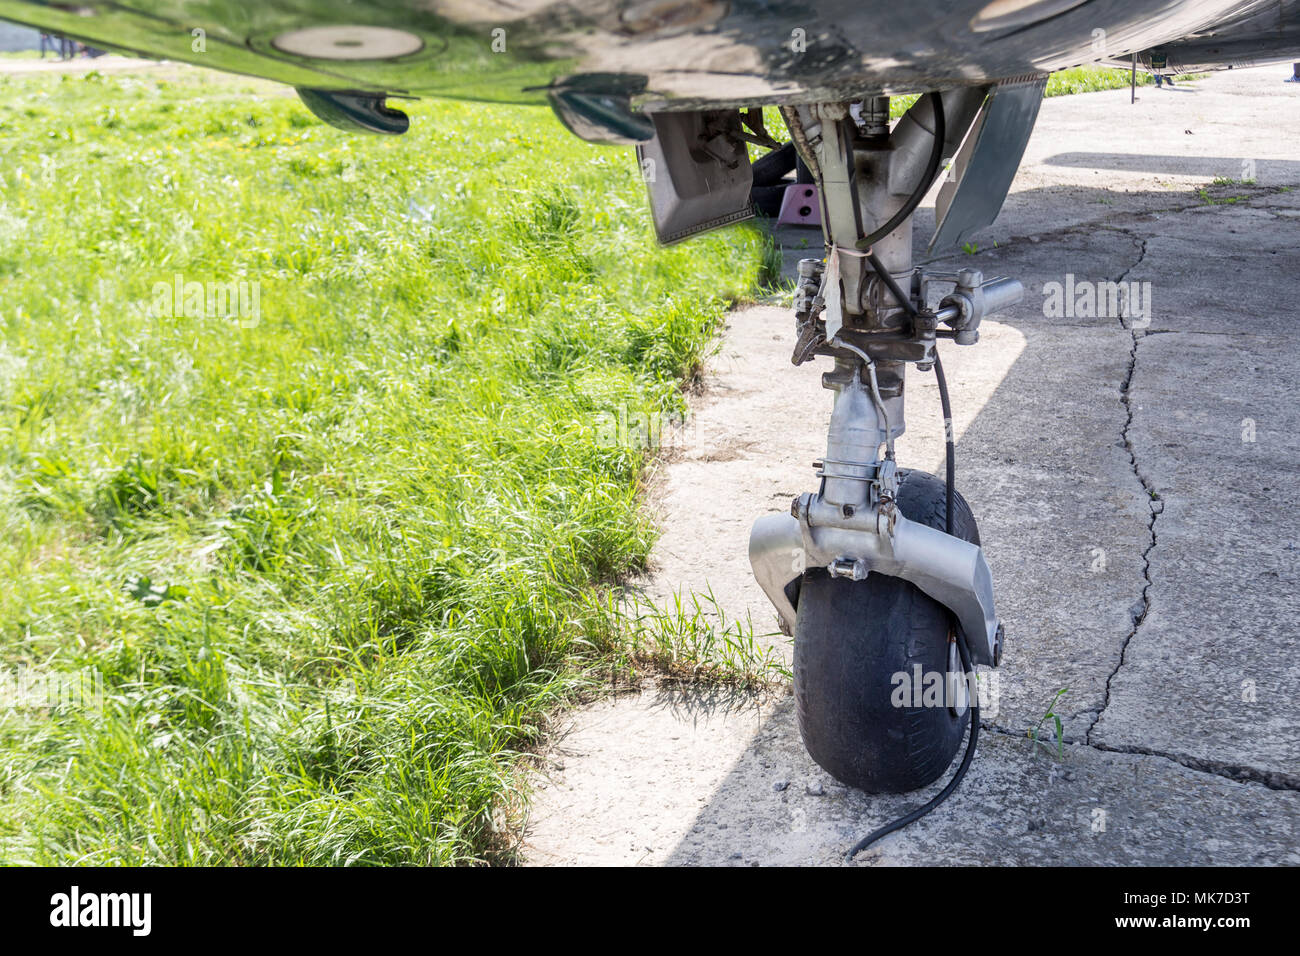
<box><xmin>793</xmin><ymin>469</ymin><xmax>980</xmax><ymax>793</ymax></box>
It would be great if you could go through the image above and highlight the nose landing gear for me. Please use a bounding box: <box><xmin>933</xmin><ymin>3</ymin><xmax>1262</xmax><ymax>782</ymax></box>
<box><xmin>748</xmin><ymin>92</ymin><xmax>1026</xmax><ymax>848</ymax></box>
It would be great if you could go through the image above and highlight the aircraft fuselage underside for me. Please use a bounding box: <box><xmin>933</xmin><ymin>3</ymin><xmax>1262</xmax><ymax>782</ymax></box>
<box><xmin>1</xmin><ymin>1</ymin><xmax>1298</xmax><ymax>109</ymax></box>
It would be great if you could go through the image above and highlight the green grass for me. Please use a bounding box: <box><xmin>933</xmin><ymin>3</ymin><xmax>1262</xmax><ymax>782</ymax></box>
<box><xmin>1028</xmin><ymin>688</ymin><xmax>1069</xmax><ymax>760</ymax></box>
<box><xmin>1046</xmin><ymin>66</ymin><xmax>1152</xmax><ymax>96</ymax></box>
<box><xmin>1197</xmin><ymin>189</ymin><xmax>1245</xmax><ymax>205</ymax></box>
<box><xmin>617</xmin><ymin>589</ymin><xmax>789</xmax><ymax>688</ymax></box>
<box><xmin>0</xmin><ymin>68</ymin><xmax>774</xmax><ymax>864</ymax></box>
<box><xmin>1194</xmin><ymin>180</ymin><xmax>1275</xmax><ymax>205</ymax></box>
<box><xmin>1046</xmin><ymin>65</ymin><xmax>1209</xmax><ymax>96</ymax></box>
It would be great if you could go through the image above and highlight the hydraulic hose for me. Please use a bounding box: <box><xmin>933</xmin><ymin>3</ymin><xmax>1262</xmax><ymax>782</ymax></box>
<box><xmin>846</xmin><ymin>251</ymin><xmax>976</xmax><ymax>863</ymax></box>
<box><xmin>856</xmin><ymin>91</ymin><xmax>946</xmax><ymax>250</ymax></box>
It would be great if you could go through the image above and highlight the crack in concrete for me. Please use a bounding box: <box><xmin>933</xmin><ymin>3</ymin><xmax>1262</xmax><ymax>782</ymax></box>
<box><xmin>1086</xmin><ymin>235</ymin><xmax>1161</xmax><ymax>749</ymax></box>
<box><xmin>1085</xmin><ymin>740</ymin><xmax>1300</xmax><ymax>791</ymax></box>
<box><xmin>916</xmin><ymin>207</ymin><xmax>1199</xmax><ymax>267</ymax></box>
<box><xmin>973</xmin><ymin>223</ymin><xmax>1300</xmax><ymax>794</ymax></box>
<box><xmin>1067</xmin><ymin>228</ymin><xmax>1300</xmax><ymax>793</ymax></box>
<box><xmin>925</xmin><ymin>200</ymin><xmax>1299</xmax><ymax>795</ymax></box>
<box><xmin>980</xmin><ymin>722</ymin><xmax>1300</xmax><ymax>791</ymax></box>
<box><xmin>1112</xmin><ymin>234</ymin><xmax>1148</xmax><ymax>287</ymax></box>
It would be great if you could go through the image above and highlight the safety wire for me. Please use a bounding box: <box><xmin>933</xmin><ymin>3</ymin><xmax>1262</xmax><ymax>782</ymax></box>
<box><xmin>843</xmin><ymin>250</ymin><xmax>980</xmax><ymax>862</ymax></box>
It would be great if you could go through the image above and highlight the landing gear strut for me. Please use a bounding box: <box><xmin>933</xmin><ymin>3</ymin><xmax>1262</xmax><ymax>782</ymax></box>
<box><xmin>748</xmin><ymin>93</ymin><xmax>1024</xmax><ymax>807</ymax></box>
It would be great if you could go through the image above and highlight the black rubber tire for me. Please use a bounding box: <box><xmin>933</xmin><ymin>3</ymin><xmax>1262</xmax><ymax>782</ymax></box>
<box><xmin>751</xmin><ymin>141</ymin><xmax>797</xmax><ymax>187</ymax></box>
<box><xmin>793</xmin><ymin>469</ymin><xmax>980</xmax><ymax>793</ymax></box>
<box><xmin>751</xmin><ymin>184</ymin><xmax>788</xmax><ymax>218</ymax></box>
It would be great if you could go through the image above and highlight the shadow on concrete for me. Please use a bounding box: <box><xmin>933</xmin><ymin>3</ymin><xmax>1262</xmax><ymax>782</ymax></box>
<box><xmin>646</xmin><ymin>680</ymin><xmax>773</xmax><ymax>722</ymax></box>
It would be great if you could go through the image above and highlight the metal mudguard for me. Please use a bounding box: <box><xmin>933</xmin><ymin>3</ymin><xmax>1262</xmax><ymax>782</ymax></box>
<box><xmin>929</xmin><ymin>76</ymin><xmax>1047</xmax><ymax>253</ymax></box>
<box><xmin>750</xmin><ymin>507</ymin><xmax>1002</xmax><ymax>667</ymax></box>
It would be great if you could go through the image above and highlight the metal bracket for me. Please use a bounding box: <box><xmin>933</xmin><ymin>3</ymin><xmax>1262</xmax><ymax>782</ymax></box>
<box><xmin>548</xmin><ymin>89</ymin><xmax>655</xmax><ymax>145</ymax></box>
<box><xmin>636</xmin><ymin>110</ymin><xmax>756</xmax><ymax>245</ymax></box>
<box><xmin>295</xmin><ymin>89</ymin><xmax>409</xmax><ymax>135</ymax></box>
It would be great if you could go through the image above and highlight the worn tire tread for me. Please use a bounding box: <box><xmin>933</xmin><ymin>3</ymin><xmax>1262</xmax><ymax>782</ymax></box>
<box><xmin>792</xmin><ymin>469</ymin><xmax>980</xmax><ymax>793</ymax></box>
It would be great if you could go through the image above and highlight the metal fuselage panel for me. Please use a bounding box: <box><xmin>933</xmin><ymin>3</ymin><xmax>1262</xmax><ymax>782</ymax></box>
<box><xmin>1</xmin><ymin>1</ymin><xmax>1297</xmax><ymax>107</ymax></box>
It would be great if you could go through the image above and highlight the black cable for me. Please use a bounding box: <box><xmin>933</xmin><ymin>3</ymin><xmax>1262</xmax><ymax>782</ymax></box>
<box><xmin>935</xmin><ymin>352</ymin><xmax>955</xmax><ymax>535</ymax></box>
<box><xmin>845</xmin><ymin>263</ymin><xmax>978</xmax><ymax>863</ymax></box>
<box><xmin>856</xmin><ymin>92</ymin><xmax>946</xmax><ymax>250</ymax></box>
<box><xmin>866</xmin><ymin>250</ymin><xmax>915</xmax><ymax>317</ymax></box>
<box><xmin>860</xmin><ymin>250</ymin><xmax>953</xmax><ymax>533</ymax></box>
<box><xmin>845</xmin><ymin>628</ymin><xmax>978</xmax><ymax>861</ymax></box>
